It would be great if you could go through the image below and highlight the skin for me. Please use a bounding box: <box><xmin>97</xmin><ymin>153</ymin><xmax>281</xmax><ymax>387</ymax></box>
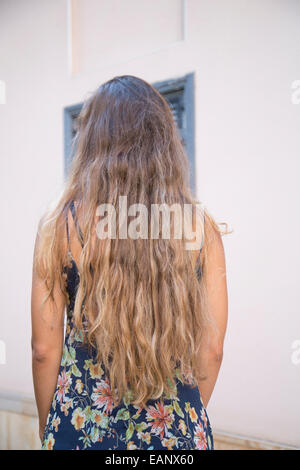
<box><xmin>195</xmin><ymin>223</ymin><xmax>228</xmax><ymax>408</ymax></box>
<box><xmin>31</xmin><ymin>207</ymin><xmax>228</xmax><ymax>443</ymax></box>
<box><xmin>31</xmin><ymin>266</ymin><xmax>65</xmax><ymax>443</ymax></box>
<box><xmin>31</xmin><ymin>221</ymin><xmax>67</xmax><ymax>443</ymax></box>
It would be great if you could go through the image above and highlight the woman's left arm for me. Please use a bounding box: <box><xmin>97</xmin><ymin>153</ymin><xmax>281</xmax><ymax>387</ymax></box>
<box><xmin>31</xmin><ymin>231</ymin><xmax>65</xmax><ymax>442</ymax></box>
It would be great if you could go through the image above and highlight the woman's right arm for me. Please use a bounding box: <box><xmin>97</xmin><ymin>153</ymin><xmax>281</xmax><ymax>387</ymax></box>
<box><xmin>197</xmin><ymin>225</ymin><xmax>228</xmax><ymax>408</ymax></box>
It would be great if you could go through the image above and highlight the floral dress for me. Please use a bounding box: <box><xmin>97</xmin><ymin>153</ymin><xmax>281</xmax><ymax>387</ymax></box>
<box><xmin>41</xmin><ymin>203</ymin><xmax>214</xmax><ymax>450</ymax></box>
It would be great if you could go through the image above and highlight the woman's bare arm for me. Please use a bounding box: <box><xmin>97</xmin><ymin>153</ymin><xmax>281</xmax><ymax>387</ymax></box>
<box><xmin>197</xmin><ymin>225</ymin><xmax>228</xmax><ymax>408</ymax></box>
<box><xmin>31</xmin><ymin>230</ymin><xmax>65</xmax><ymax>442</ymax></box>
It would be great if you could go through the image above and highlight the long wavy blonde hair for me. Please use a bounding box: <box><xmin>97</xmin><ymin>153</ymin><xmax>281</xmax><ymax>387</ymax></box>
<box><xmin>35</xmin><ymin>75</ymin><xmax>225</xmax><ymax>406</ymax></box>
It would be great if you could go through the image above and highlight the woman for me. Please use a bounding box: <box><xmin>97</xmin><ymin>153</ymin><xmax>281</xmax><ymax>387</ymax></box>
<box><xmin>31</xmin><ymin>75</ymin><xmax>228</xmax><ymax>450</ymax></box>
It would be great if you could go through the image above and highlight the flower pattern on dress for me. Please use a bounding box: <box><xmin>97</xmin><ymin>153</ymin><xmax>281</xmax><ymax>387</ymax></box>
<box><xmin>41</xmin><ymin>257</ymin><xmax>214</xmax><ymax>450</ymax></box>
<box><xmin>194</xmin><ymin>422</ymin><xmax>208</xmax><ymax>450</ymax></box>
<box><xmin>56</xmin><ymin>370</ymin><xmax>72</xmax><ymax>404</ymax></box>
<box><xmin>91</xmin><ymin>378</ymin><xmax>115</xmax><ymax>415</ymax></box>
<box><xmin>146</xmin><ymin>402</ymin><xmax>174</xmax><ymax>439</ymax></box>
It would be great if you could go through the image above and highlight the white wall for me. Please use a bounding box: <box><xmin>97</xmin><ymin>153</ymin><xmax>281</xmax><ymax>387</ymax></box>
<box><xmin>0</xmin><ymin>0</ymin><xmax>299</xmax><ymax>447</ymax></box>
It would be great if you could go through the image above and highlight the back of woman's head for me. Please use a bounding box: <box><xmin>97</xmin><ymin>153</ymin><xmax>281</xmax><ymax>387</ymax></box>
<box><xmin>35</xmin><ymin>75</ymin><xmax>220</xmax><ymax>406</ymax></box>
<box><xmin>72</xmin><ymin>75</ymin><xmax>189</xmax><ymax>204</ymax></box>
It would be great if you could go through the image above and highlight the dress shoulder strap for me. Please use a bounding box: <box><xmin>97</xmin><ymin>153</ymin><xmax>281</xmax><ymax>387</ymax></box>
<box><xmin>65</xmin><ymin>201</ymin><xmax>84</xmax><ymax>249</ymax></box>
<box><xmin>66</xmin><ymin>207</ymin><xmax>71</xmax><ymax>254</ymax></box>
<box><xmin>195</xmin><ymin>209</ymin><xmax>205</xmax><ymax>281</ymax></box>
